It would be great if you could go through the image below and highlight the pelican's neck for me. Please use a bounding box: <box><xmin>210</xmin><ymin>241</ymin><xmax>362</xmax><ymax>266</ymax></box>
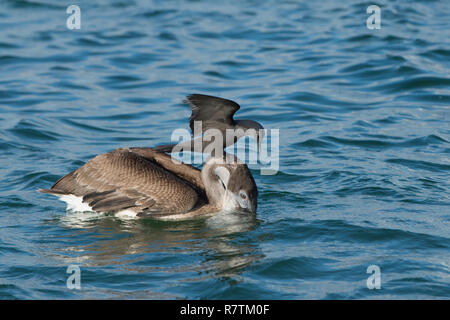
<box><xmin>201</xmin><ymin>158</ymin><xmax>227</xmax><ymax>208</ymax></box>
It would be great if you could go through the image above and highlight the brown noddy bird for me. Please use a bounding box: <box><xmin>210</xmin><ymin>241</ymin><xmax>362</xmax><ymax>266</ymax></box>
<box><xmin>155</xmin><ymin>94</ymin><xmax>265</xmax><ymax>154</ymax></box>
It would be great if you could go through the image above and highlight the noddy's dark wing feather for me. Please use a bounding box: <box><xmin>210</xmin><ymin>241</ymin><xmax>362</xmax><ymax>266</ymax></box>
<box><xmin>43</xmin><ymin>148</ymin><xmax>199</xmax><ymax>215</ymax></box>
<box><xmin>185</xmin><ymin>94</ymin><xmax>240</xmax><ymax>134</ymax></box>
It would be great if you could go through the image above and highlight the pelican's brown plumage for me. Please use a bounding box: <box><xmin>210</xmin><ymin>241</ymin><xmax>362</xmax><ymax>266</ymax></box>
<box><xmin>39</xmin><ymin>147</ymin><xmax>257</xmax><ymax>220</ymax></box>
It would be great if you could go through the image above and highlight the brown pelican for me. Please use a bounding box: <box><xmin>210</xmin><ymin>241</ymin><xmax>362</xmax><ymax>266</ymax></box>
<box><xmin>155</xmin><ymin>94</ymin><xmax>264</xmax><ymax>154</ymax></box>
<box><xmin>39</xmin><ymin>148</ymin><xmax>257</xmax><ymax>220</ymax></box>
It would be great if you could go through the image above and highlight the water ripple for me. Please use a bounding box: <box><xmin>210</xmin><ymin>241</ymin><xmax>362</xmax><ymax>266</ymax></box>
<box><xmin>0</xmin><ymin>0</ymin><xmax>449</xmax><ymax>300</ymax></box>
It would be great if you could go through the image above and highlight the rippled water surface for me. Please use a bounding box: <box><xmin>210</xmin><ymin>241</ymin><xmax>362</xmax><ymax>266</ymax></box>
<box><xmin>0</xmin><ymin>0</ymin><xmax>449</xmax><ymax>299</ymax></box>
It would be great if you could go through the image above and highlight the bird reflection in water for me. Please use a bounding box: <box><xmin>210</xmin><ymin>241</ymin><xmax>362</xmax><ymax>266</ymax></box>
<box><xmin>51</xmin><ymin>210</ymin><xmax>264</xmax><ymax>282</ymax></box>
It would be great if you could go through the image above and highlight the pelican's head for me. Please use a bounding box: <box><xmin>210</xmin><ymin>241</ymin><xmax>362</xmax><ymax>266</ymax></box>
<box><xmin>202</xmin><ymin>156</ymin><xmax>258</xmax><ymax>214</ymax></box>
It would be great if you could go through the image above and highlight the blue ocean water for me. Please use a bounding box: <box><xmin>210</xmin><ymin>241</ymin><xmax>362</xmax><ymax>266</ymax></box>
<box><xmin>0</xmin><ymin>0</ymin><xmax>449</xmax><ymax>299</ymax></box>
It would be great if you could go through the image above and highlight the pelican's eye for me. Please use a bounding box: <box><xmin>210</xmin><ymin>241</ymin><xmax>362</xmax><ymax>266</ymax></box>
<box><xmin>239</xmin><ymin>191</ymin><xmax>247</xmax><ymax>200</ymax></box>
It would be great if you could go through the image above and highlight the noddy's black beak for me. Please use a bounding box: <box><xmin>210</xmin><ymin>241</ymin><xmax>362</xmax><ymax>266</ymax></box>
<box><xmin>257</xmin><ymin>134</ymin><xmax>262</xmax><ymax>153</ymax></box>
<box><xmin>256</xmin><ymin>128</ymin><xmax>265</xmax><ymax>154</ymax></box>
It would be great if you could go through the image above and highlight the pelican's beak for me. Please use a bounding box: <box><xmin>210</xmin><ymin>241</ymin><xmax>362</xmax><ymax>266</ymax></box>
<box><xmin>221</xmin><ymin>190</ymin><xmax>254</xmax><ymax>214</ymax></box>
<box><xmin>221</xmin><ymin>190</ymin><xmax>240</xmax><ymax>212</ymax></box>
<box><xmin>232</xmin><ymin>192</ymin><xmax>256</xmax><ymax>214</ymax></box>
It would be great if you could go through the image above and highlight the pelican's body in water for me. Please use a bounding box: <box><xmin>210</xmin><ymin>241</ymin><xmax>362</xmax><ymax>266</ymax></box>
<box><xmin>39</xmin><ymin>148</ymin><xmax>257</xmax><ymax>220</ymax></box>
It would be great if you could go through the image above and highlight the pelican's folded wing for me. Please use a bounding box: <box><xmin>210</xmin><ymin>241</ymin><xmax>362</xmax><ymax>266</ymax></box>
<box><xmin>128</xmin><ymin>147</ymin><xmax>204</xmax><ymax>191</ymax></box>
<box><xmin>41</xmin><ymin>148</ymin><xmax>199</xmax><ymax>215</ymax></box>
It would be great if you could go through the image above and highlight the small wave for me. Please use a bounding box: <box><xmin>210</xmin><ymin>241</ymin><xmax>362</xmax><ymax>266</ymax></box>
<box><xmin>374</xmin><ymin>76</ymin><xmax>450</xmax><ymax>93</ymax></box>
<box><xmin>8</xmin><ymin>124</ymin><xmax>59</xmax><ymax>142</ymax></box>
<box><xmin>136</xmin><ymin>9</ymin><xmax>177</xmax><ymax>18</ymax></box>
<box><xmin>271</xmin><ymin>219</ymin><xmax>450</xmax><ymax>250</ymax></box>
<box><xmin>5</xmin><ymin>0</ymin><xmax>63</xmax><ymax>9</ymax></box>
<box><xmin>61</xmin><ymin>119</ymin><xmax>121</xmax><ymax>133</ymax></box>
<box><xmin>294</xmin><ymin>138</ymin><xmax>338</xmax><ymax>149</ymax></box>
<box><xmin>322</xmin><ymin>135</ymin><xmax>448</xmax><ymax>150</ymax></box>
<box><xmin>386</xmin><ymin>158</ymin><xmax>450</xmax><ymax>173</ymax></box>
<box><xmin>254</xmin><ymin>256</ymin><xmax>334</xmax><ymax>280</ymax></box>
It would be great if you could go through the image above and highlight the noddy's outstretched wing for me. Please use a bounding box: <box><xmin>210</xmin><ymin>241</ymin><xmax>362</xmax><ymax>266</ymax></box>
<box><xmin>39</xmin><ymin>148</ymin><xmax>199</xmax><ymax>215</ymax></box>
<box><xmin>185</xmin><ymin>94</ymin><xmax>240</xmax><ymax>135</ymax></box>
